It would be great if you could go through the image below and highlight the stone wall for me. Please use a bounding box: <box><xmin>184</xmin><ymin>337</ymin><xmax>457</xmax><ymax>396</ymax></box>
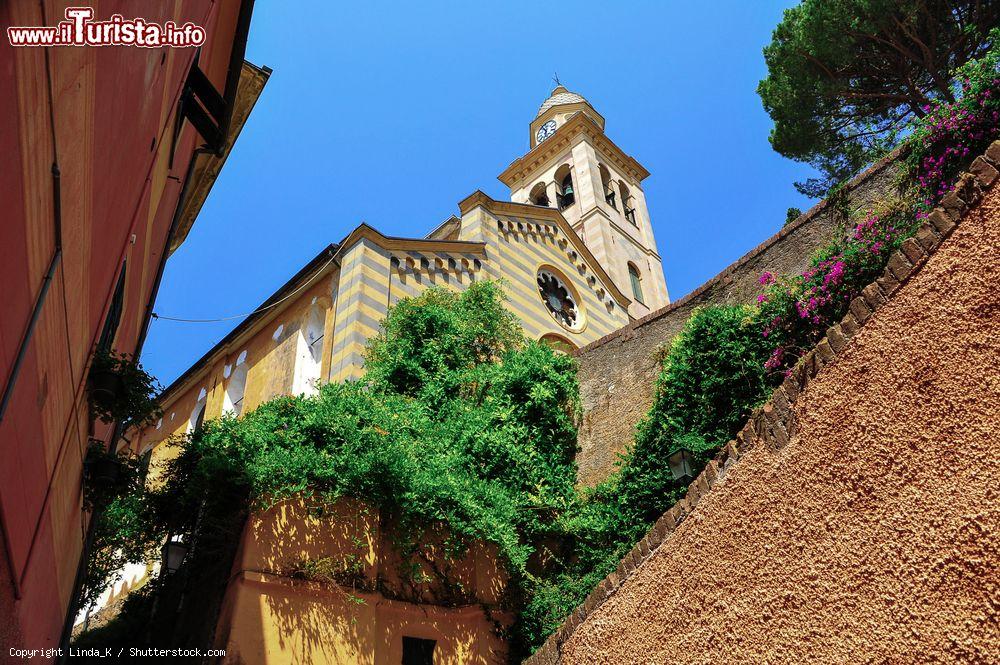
<box><xmin>573</xmin><ymin>150</ymin><xmax>904</xmax><ymax>486</ymax></box>
<box><xmin>527</xmin><ymin>145</ymin><xmax>1000</xmax><ymax>664</ymax></box>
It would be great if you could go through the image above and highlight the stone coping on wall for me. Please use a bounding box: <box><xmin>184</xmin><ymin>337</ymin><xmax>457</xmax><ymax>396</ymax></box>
<box><xmin>572</xmin><ymin>145</ymin><xmax>906</xmax><ymax>359</ymax></box>
<box><xmin>524</xmin><ymin>141</ymin><xmax>1000</xmax><ymax>664</ymax></box>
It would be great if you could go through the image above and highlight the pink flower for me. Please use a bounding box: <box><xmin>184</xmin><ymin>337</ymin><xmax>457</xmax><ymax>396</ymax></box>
<box><xmin>758</xmin><ymin>271</ymin><xmax>775</xmax><ymax>286</ymax></box>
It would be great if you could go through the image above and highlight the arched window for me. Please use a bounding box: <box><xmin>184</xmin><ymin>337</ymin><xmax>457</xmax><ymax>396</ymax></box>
<box><xmin>554</xmin><ymin>164</ymin><xmax>575</xmax><ymax>210</ymax></box>
<box><xmin>599</xmin><ymin>164</ymin><xmax>615</xmax><ymax>209</ymax></box>
<box><xmin>223</xmin><ymin>350</ymin><xmax>249</xmax><ymax>417</ymax></box>
<box><xmin>188</xmin><ymin>387</ymin><xmax>207</xmax><ymax>433</ymax></box>
<box><xmin>529</xmin><ymin>182</ymin><xmax>550</xmax><ymax>207</ymax></box>
<box><xmin>293</xmin><ymin>304</ymin><xmax>326</xmax><ymax>396</ymax></box>
<box><xmin>628</xmin><ymin>263</ymin><xmax>644</xmax><ymax>304</ymax></box>
<box><xmin>619</xmin><ymin>180</ymin><xmax>637</xmax><ymax>225</ymax></box>
<box><xmin>540</xmin><ymin>333</ymin><xmax>577</xmax><ymax>354</ymax></box>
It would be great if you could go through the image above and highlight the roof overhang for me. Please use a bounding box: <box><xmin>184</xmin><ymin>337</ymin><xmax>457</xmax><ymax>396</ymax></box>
<box><xmin>334</xmin><ymin>223</ymin><xmax>486</xmax><ymax>258</ymax></box>
<box><xmin>169</xmin><ymin>61</ymin><xmax>271</xmax><ymax>254</ymax></box>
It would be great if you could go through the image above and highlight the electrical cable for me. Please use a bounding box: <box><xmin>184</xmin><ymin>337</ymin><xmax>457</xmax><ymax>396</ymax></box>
<box><xmin>151</xmin><ymin>253</ymin><xmax>336</xmax><ymax>323</ymax></box>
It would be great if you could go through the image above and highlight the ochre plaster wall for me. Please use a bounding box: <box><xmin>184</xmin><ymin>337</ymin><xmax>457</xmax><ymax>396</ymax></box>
<box><xmin>215</xmin><ymin>498</ymin><xmax>510</xmax><ymax>665</ymax></box>
<box><xmin>556</xmin><ymin>165</ymin><xmax>1000</xmax><ymax>663</ymax></box>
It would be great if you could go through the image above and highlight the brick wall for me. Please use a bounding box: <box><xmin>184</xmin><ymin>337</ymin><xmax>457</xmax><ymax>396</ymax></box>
<box><xmin>573</xmin><ymin>150</ymin><xmax>904</xmax><ymax>486</ymax></box>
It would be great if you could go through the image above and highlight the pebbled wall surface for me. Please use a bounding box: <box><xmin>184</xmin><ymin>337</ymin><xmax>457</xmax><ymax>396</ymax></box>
<box><xmin>556</xmin><ymin>167</ymin><xmax>1000</xmax><ymax>663</ymax></box>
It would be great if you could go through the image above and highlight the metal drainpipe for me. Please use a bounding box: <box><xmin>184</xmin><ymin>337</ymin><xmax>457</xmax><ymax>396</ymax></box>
<box><xmin>0</xmin><ymin>165</ymin><xmax>62</xmax><ymax>602</ymax></box>
<box><xmin>0</xmin><ymin>164</ymin><xmax>62</xmax><ymax>423</ymax></box>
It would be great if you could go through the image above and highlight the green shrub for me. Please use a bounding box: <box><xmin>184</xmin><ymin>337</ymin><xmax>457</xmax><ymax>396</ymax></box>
<box><xmin>81</xmin><ymin>282</ymin><xmax>581</xmax><ymax>657</ymax></box>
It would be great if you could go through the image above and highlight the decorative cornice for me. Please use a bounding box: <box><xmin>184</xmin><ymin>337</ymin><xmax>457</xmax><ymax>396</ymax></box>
<box><xmin>458</xmin><ymin>191</ymin><xmax>633</xmax><ymax>310</ymax></box>
<box><xmin>498</xmin><ymin>112</ymin><xmax>650</xmax><ymax>189</ymax></box>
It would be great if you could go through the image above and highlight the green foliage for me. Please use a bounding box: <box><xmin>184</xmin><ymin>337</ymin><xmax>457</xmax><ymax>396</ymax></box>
<box><xmin>758</xmin><ymin>0</ymin><xmax>998</xmax><ymax>196</ymax></box>
<box><xmin>81</xmin><ymin>448</ymin><xmax>158</xmax><ymax>608</ymax></box>
<box><xmin>81</xmin><ymin>282</ymin><xmax>581</xmax><ymax>657</ymax></box>
<box><xmin>784</xmin><ymin>207</ymin><xmax>802</xmax><ymax>226</ymax></box>
<box><xmin>515</xmin><ymin>305</ymin><xmax>774</xmax><ymax>648</ymax></box>
<box><xmin>88</xmin><ymin>349</ymin><xmax>163</xmax><ymax>426</ymax></box>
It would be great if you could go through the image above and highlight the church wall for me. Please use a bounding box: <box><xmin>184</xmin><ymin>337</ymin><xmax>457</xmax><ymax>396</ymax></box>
<box><xmin>329</xmin><ymin>239</ymin><xmax>391</xmax><ymax>382</ymax></box>
<box><xmin>572</xmin><ymin>151</ymin><xmax>904</xmax><ymax>486</ymax></box>
<box><xmin>484</xmin><ymin>210</ymin><xmax>631</xmax><ymax>346</ymax></box>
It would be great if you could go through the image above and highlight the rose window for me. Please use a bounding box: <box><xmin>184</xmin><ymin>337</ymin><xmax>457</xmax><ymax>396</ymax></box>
<box><xmin>537</xmin><ymin>270</ymin><xmax>579</xmax><ymax>328</ymax></box>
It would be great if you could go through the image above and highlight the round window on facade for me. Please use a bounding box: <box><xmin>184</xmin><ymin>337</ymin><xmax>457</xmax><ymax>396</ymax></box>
<box><xmin>536</xmin><ymin>269</ymin><xmax>581</xmax><ymax>330</ymax></box>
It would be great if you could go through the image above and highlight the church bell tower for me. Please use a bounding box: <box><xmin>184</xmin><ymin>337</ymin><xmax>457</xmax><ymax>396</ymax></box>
<box><xmin>498</xmin><ymin>84</ymin><xmax>669</xmax><ymax>318</ymax></box>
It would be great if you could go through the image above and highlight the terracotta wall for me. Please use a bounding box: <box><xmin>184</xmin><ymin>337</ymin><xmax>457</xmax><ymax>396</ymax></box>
<box><xmin>535</xmin><ymin>152</ymin><xmax>1000</xmax><ymax>663</ymax></box>
<box><xmin>572</xmin><ymin>152</ymin><xmax>903</xmax><ymax>486</ymax></box>
<box><xmin>0</xmin><ymin>0</ymin><xmax>249</xmax><ymax>652</ymax></box>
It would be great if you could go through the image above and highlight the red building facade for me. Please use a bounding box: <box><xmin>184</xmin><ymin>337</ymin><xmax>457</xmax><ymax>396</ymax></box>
<box><xmin>0</xmin><ymin>0</ymin><xmax>266</xmax><ymax>653</ymax></box>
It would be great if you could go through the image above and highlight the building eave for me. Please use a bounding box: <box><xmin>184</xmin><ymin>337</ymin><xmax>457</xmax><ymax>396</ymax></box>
<box><xmin>169</xmin><ymin>61</ymin><xmax>272</xmax><ymax>254</ymax></box>
<box><xmin>334</xmin><ymin>222</ymin><xmax>487</xmax><ymax>258</ymax></box>
<box><xmin>153</xmin><ymin>242</ymin><xmax>338</xmax><ymax>405</ymax></box>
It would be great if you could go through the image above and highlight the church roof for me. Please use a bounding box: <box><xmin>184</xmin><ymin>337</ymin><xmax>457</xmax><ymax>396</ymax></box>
<box><xmin>537</xmin><ymin>85</ymin><xmax>588</xmax><ymax>117</ymax></box>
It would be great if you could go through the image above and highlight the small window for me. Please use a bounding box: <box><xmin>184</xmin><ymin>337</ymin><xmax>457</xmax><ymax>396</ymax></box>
<box><xmin>599</xmin><ymin>164</ymin><xmax>616</xmax><ymax>208</ymax></box>
<box><xmin>224</xmin><ymin>351</ymin><xmax>249</xmax><ymax>417</ymax></box>
<box><xmin>293</xmin><ymin>305</ymin><xmax>326</xmax><ymax>396</ymax></box>
<box><xmin>620</xmin><ymin>180</ymin><xmax>637</xmax><ymax>226</ymax></box>
<box><xmin>628</xmin><ymin>264</ymin><xmax>644</xmax><ymax>305</ymax></box>
<box><xmin>190</xmin><ymin>402</ymin><xmax>206</xmax><ymax>433</ymax></box>
<box><xmin>97</xmin><ymin>261</ymin><xmax>127</xmax><ymax>352</ymax></box>
<box><xmin>401</xmin><ymin>636</ymin><xmax>435</xmax><ymax>665</ymax></box>
<box><xmin>188</xmin><ymin>388</ymin><xmax>207</xmax><ymax>433</ymax></box>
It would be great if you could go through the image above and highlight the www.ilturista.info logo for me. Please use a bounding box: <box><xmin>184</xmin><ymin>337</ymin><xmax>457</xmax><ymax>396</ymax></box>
<box><xmin>7</xmin><ymin>7</ymin><xmax>206</xmax><ymax>48</ymax></box>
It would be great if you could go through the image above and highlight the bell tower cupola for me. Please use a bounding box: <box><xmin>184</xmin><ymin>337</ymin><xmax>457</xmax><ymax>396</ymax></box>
<box><xmin>530</xmin><ymin>85</ymin><xmax>605</xmax><ymax>149</ymax></box>
<box><xmin>499</xmin><ymin>84</ymin><xmax>670</xmax><ymax>318</ymax></box>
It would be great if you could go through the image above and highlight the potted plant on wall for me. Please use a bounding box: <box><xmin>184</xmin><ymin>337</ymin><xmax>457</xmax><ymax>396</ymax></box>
<box><xmin>87</xmin><ymin>349</ymin><xmax>163</xmax><ymax>427</ymax></box>
<box><xmin>81</xmin><ymin>439</ymin><xmax>153</xmax><ymax>512</ymax></box>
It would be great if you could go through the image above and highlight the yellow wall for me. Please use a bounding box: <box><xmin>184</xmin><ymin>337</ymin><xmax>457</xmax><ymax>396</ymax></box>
<box><xmin>215</xmin><ymin>498</ymin><xmax>510</xmax><ymax>665</ymax></box>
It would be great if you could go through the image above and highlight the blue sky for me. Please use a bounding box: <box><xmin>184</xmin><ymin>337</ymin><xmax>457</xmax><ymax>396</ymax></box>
<box><xmin>143</xmin><ymin>0</ymin><xmax>815</xmax><ymax>386</ymax></box>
